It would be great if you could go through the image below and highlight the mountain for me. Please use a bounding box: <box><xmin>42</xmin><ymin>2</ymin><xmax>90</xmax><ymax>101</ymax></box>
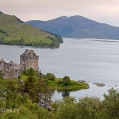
<box><xmin>0</xmin><ymin>11</ymin><xmax>3</xmax><ymax>14</ymax></box>
<box><xmin>26</xmin><ymin>15</ymin><xmax>119</xmax><ymax>40</ymax></box>
<box><xmin>0</xmin><ymin>12</ymin><xmax>63</xmax><ymax>48</ymax></box>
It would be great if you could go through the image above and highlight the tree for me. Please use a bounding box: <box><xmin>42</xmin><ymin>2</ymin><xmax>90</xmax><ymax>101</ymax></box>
<box><xmin>100</xmin><ymin>88</ymin><xmax>119</xmax><ymax>119</ymax></box>
<box><xmin>62</xmin><ymin>76</ymin><xmax>70</xmax><ymax>86</ymax></box>
<box><xmin>54</xmin><ymin>97</ymin><xmax>77</xmax><ymax>119</ymax></box>
<box><xmin>46</xmin><ymin>73</ymin><xmax>55</xmax><ymax>80</ymax></box>
<box><xmin>76</xmin><ymin>97</ymin><xmax>101</xmax><ymax>119</ymax></box>
<box><xmin>19</xmin><ymin>36</ymin><xmax>24</xmax><ymax>46</ymax></box>
<box><xmin>37</xmin><ymin>79</ymin><xmax>53</xmax><ymax>108</ymax></box>
<box><xmin>23</xmin><ymin>68</ymin><xmax>53</xmax><ymax>107</ymax></box>
<box><xmin>0</xmin><ymin>71</ymin><xmax>4</xmax><ymax>78</ymax></box>
<box><xmin>0</xmin><ymin>71</ymin><xmax>54</xmax><ymax>118</ymax></box>
<box><xmin>23</xmin><ymin>68</ymin><xmax>37</xmax><ymax>92</ymax></box>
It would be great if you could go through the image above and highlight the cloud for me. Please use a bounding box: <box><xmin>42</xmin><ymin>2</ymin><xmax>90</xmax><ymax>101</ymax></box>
<box><xmin>1</xmin><ymin>0</ymin><xmax>119</xmax><ymax>26</ymax></box>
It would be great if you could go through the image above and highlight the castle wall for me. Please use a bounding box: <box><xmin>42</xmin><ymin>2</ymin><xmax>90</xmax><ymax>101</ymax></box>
<box><xmin>0</xmin><ymin>49</ymin><xmax>39</xmax><ymax>79</ymax></box>
<box><xmin>0</xmin><ymin>59</ymin><xmax>4</xmax><ymax>71</ymax></box>
<box><xmin>0</xmin><ymin>60</ymin><xmax>24</xmax><ymax>79</ymax></box>
<box><xmin>20</xmin><ymin>49</ymin><xmax>39</xmax><ymax>70</ymax></box>
<box><xmin>26</xmin><ymin>59</ymin><xmax>38</xmax><ymax>70</ymax></box>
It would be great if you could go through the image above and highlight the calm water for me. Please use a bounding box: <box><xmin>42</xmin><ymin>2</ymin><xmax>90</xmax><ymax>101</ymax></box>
<box><xmin>1</xmin><ymin>38</ymin><xmax>119</xmax><ymax>100</ymax></box>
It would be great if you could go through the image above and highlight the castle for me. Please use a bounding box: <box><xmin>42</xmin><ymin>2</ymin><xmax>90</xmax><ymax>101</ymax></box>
<box><xmin>0</xmin><ymin>49</ymin><xmax>39</xmax><ymax>79</ymax></box>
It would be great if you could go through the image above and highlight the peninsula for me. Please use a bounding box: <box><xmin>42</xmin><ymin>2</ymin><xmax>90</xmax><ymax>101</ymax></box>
<box><xmin>0</xmin><ymin>11</ymin><xmax>63</xmax><ymax>48</ymax></box>
<box><xmin>0</xmin><ymin>49</ymin><xmax>89</xmax><ymax>91</ymax></box>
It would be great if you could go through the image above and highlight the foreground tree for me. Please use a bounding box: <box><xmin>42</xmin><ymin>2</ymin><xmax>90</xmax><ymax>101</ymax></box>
<box><xmin>0</xmin><ymin>70</ymin><xmax>55</xmax><ymax>118</ymax></box>
<box><xmin>77</xmin><ymin>97</ymin><xmax>101</xmax><ymax>119</ymax></box>
<box><xmin>100</xmin><ymin>88</ymin><xmax>119</xmax><ymax>119</ymax></box>
<box><xmin>52</xmin><ymin>97</ymin><xmax>77</xmax><ymax>119</ymax></box>
<box><xmin>23</xmin><ymin>68</ymin><xmax>53</xmax><ymax>107</ymax></box>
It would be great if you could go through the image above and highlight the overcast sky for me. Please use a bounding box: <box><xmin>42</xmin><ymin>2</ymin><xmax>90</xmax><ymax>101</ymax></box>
<box><xmin>1</xmin><ymin>0</ymin><xmax>119</xmax><ymax>26</ymax></box>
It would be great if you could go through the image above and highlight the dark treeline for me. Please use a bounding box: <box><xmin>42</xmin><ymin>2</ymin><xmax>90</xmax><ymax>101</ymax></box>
<box><xmin>0</xmin><ymin>69</ymin><xmax>119</xmax><ymax>119</ymax></box>
<box><xmin>0</xmin><ymin>37</ymin><xmax>60</xmax><ymax>48</ymax></box>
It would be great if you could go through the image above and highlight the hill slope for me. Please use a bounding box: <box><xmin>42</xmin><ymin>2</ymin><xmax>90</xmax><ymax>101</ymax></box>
<box><xmin>0</xmin><ymin>12</ymin><xmax>63</xmax><ymax>48</ymax></box>
<box><xmin>26</xmin><ymin>15</ymin><xmax>119</xmax><ymax>40</ymax></box>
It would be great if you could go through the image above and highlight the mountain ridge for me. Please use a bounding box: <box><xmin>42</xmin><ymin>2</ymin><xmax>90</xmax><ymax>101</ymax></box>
<box><xmin>26</xmin><ymin>15</ymin><xmax>119</xmax><ymax>40</ymax></box>
<box><xmin>0</xmin><ymin>12</ymin><xmax>63</xmax><ymax>48</ymax></box>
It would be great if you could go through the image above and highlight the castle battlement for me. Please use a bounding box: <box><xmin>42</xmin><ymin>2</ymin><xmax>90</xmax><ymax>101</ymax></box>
<box><xmin>0</xmin><ymin>49</ymin><xmax>39</xmax><ymax>79</ymax></box>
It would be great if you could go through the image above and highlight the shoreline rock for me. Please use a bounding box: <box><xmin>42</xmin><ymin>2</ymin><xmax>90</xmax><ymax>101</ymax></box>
<box><xmin>94</xmin><ymin>82</ymin><xmax>105</xmax><ymax>87</ymax></box>
<box><xmin>78</xmin><ymin>80</ymin><xmax>86</xmax><ymax>83</ymax></box>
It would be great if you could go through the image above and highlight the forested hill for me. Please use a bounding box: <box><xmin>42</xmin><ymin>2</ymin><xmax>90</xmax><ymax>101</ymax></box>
<box><xmin>26</xmin><ymin>15</ymin><xmax>119</xmax><ymax>40</ymax></box>
<box><xmin>0</xmin><ymin>12</ymin><xmax>63</xmax><ymax>48</ymax></box>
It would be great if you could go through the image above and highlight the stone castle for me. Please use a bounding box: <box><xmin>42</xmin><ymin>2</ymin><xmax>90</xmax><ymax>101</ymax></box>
<box><xmin>0</xmin><ymin>49</ymin><xmax>39</xmax><ymax>79</ymax></box>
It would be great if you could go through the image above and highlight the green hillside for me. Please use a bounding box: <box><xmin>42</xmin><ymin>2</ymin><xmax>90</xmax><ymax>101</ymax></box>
<box><xmin>0</xmin><ymin>12</ymin><xmax>63</xmax><ymax>48</ymax></box>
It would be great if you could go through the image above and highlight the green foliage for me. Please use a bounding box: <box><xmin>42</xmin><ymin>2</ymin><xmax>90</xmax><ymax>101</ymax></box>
<box><xmin>1</xmin><ymin>73</ymin><xmax>119</xmax><ymax>119</ymax></box>
<box><xmin>20</xmin><ymin>69</ymin><xmax>53</xmax><ymax>108</ymax></box>
<box><xmin>0</xmin><ymin>71</ymin><xmax>55</xmax><ymax>118</ymax></box>
<box><xmin>0</xmin><ymin>13</ymin><xmax>63</xmax><ymax>48</ymax></box>
<box><xmin>23</xmin><ymin>68</ymin><xmax>37</xmax><ymax>76</ymax></box>
<box><xmin>0</xmin><ymin>78</ymin><xmax>4</xmax><ymax>84</ymax></box>
<box><xmin>47</xmin><ymin>78</ymin><xmax>89</xmax><ymax>91</ymax></box>
<box><xmin>0</xmin><ymin>98</ymin><xmax>54</xmax><ymax>119</ymax></box>
<box><xmin>53</xmin><ymin>88</ymin><xmax>119</xmax><ymax>119</ymax></box>
<box><xmin>100</xmin><ymin>88</ymin><xmax>119</xmax><ymax>119</ymax></box>
<box><xmin>18</xmin><ymin>75</ymin><xmax>21</xmax><ymax>79</ymax></box>
<box><xmin>0</xmin><ymin>29</ymin><xmax>8</xmax><ymax>36</ymax></box>
<box><xmin>4</xmin><ymin>79</ymin><xmax>19</xmax><ymax>91</ymax></box>
<box><xmin>76</xmin><ymin>97</ymin><xmax>101</xmax><ymax>119</ymax></box>
<box><xmin>0</xmin><ymin>72</ymin><xmax>3</xmax><ymax>79</ymax></box>
<box><xmin>63</xmin><ymin>76</ymin><xmax>70</xmax><ymax>86</ymax></box>
<box><xmin>46</xmin><ymin>73</ymin><xmax>56</xmax><ymax>80</ymax></box>
<box><xmin>21</xmin><ymin>72</ymin><xmax>89</xmax><ymax>91</ymax></box>
<box><xmin>56</xmin><ymin>102</ymin><xmax>77</xmax><ymax>119</ymax></box>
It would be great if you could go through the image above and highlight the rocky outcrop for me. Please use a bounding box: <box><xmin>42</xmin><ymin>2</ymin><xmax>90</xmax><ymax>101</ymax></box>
<box><xmin>94</xmin><ymin>83</ymin><xmax>105</xmax><ymax>87</ymax></box>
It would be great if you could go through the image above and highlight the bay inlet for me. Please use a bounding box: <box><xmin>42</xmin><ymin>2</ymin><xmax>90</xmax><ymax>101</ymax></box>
<box><xmin>1</xmin><ymin>38</ymin><xmax>119</xmax><ymax>100</ymax></box>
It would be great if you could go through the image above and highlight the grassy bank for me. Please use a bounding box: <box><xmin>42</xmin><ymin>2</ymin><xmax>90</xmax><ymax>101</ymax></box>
<box><xmin>0</xmin><ymin>69</ymin><xmax>89</xmax><ymax>92</ymax></box>
<box><xmin>19</xmin><ymin>74</ymin><xmax>89</xmax><ymax>91</ymax></box>
<box><xmin>46</xmin><ymin>78</ymin><xmax>89</xmax><ymax>91</ymax></box>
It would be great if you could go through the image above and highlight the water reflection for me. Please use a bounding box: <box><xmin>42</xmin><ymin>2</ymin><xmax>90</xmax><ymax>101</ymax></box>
<box><xmin>52</xmin><ymin>83</ymin><xmax>119</xmax><ymax>101</ymax></box>
<box><xmin>62</xmin><ymin>90</ymin><xmax>70</xmax><ymax>97</ymax></box>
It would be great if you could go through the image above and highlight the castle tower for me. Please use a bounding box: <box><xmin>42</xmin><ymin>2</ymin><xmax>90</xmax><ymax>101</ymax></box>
<box><xmin>0</xmin><ymin>59</ymin><xmax>4</xmax><ymax>71</ymax></box>
<box><xmin>20</xmin><ymin>49</ymin><xmax>39</xmax><ymax>70</ymax></box>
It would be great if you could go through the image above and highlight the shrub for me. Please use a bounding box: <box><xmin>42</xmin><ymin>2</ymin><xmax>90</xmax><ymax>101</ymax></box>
<box><xmin>18</xmin><ymin>75</ymin><xmax>21</xmax><ymax>79</ymax></box>
<box><xmin>46</xmin><ymin>73</ymin><xmax>55</xmax><ymax>80</ymax></box>
<box><xmin>62</xmin><ymin>76</ymin><xmax>70</xmax><ymax>86</ymax></box>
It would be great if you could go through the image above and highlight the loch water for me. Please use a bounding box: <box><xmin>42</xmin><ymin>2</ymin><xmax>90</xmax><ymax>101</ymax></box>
<box><xmin>1</xmin><ymin>38</ymin><xmax>119</xmax><ymax>100</ymax></box>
